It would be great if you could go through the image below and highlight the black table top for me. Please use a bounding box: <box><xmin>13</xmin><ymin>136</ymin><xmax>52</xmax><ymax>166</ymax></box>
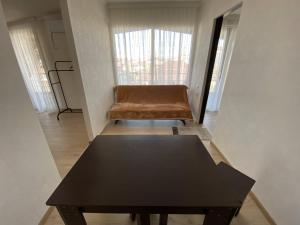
<box><xmin>47</xmin><ymin>135</ymin><xmax>243</xmax><ymax>213</ymax></box>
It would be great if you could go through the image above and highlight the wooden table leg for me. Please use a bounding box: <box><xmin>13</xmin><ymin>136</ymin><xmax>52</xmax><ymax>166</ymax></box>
<box><xmin>203</xmin><ymin>208</ymin><xmax>236</xmax><ymax>225</ymax></box>
<box><xmin>137</xmin><ymin>214</ymin><xmax>150</xmax><ymax>225</ymax></box>
<box><xmin>235</xmin><ymin>207</ymin><xmax>241</xmax><ymax>217</ymax></box>
<box><xmin>159</xmin><ymin>214</ymin><xmax>168</xmax><ymax>225</ymax></box>
<box><xmin>130</xmin><ymin>213</ymin><xmax>136</xmax><ymax>221</ymax></box>
<box><xmin>57</xmin><ymin>206</ymin><xmax>87</xmax><ymax>225</ymax></box>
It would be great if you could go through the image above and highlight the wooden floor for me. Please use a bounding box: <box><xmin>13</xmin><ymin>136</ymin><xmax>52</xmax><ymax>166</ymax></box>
<box><xmin>39</xmin><ymin>113</ymin><xmax>271</xmax><ymax>225</ymax></box>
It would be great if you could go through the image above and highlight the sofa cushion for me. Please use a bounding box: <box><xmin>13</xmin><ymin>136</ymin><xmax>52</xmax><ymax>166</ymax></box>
<box><xmin>109</xmin><ymin>103</ymin><xmax>193</xmax><ymax>120</ymax></box>
<box><xmin>115</xmin><ymin>85</ymin><xmax>189</xmax><ymax>104</ymax></box>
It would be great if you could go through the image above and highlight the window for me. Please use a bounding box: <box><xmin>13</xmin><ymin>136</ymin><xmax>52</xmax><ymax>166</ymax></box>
<box><xmin>114</xmin><ymin>29</ymin><xmax>192</xmax><ymax>85</ymax></box>
<box><xmin>9</xmin><ymin>23</ymin><xmax>56</xmax><ymax>112</ymax></box>
<box><xmin>209</xmin><ymin>29</ymin><xmax>230</xmax><ymax>93</ymax></box>
<box><xmin>206</xmin><ymin>13</ymin><xmax>240</xmax><ymax>112</ymax></box>
<box><xmin>109</xmin><ymin>5</ymin><xmax>197</xmax><ymax>86</ymax></box>
<box><xmin>114</xmin><ymin>29</ymin><xmax>152</xmax><ymax>85</ymax></box>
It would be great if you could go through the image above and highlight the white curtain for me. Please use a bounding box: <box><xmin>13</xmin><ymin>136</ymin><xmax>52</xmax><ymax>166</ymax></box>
<box><xmin>9</xmin><ymin>23</ymin><xmax>57</xmax><ymax>112</ymax></box>
<box><xmin>109</xmin><ymin>6</ymin><xmax>197</xmax><ymax>86</ymax></box>
<box><xmin>206</xmin><ymin>15</ymin><xmax>239</xmax><ymax>112</ymax></box>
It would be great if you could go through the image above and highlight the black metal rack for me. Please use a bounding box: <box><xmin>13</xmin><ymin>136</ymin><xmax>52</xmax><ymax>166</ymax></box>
<box><xmin>47</xmin><ymin>61</ymin><xmax>82</xmax><ymax>120</ymax></box>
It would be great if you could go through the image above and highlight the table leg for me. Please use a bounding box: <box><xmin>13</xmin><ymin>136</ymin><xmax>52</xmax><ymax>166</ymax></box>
<box><xmin>203</xmin><ymin>208</ymin><xmax>236</xmax><ymax>225</ymax></box>
<box><xmin>57</xmin><ymin>206</ymin><xmax>87</xmax><ymax>225</ymax></box>
<box><xmin>159</xmin><ymin>214</ymin><xmax>168</xmax><ymax>225</ymax></box>
<box><xmin>235</xmin><ymin>207</ymin><xmax>241</xmax><ymax>217</ymax></box>
<box><xmin>130</xmin><ymin>213</ymin><xmax>136</xmax><ymax>221</ymax></box>
<box><xmin>137</xmin><ymin>214</ymin><xmax>150</xmax><ymax>225</ymax></box>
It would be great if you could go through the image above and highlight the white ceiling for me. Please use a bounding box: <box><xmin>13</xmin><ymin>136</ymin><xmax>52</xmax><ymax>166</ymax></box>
<box><xmin>1</xmin><ymin>0</ymin><xmax>203</xmax><ymax>22</ymax></box>
<box><xmin>107</xmin><ymin>0</ymin><xmax>202</xmax><ymax>2</ymax></box>
<box><xmin>1</xmin><ymin>0</ymin><xmax>60</xmax><ymax>22</ymax></box>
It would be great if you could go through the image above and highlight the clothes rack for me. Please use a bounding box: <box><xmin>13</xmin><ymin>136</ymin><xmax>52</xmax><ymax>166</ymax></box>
<box><xmin>47</xmin><ymin>61</ymin><xmax>82</xmax><ymax>120</ymax></box>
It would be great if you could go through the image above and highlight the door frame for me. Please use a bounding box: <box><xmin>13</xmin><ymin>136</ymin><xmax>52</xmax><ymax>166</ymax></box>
<box><xmin>199</xmin><ymin>16</ymin><xmax>224</xmax><ymax>124</ymax></box>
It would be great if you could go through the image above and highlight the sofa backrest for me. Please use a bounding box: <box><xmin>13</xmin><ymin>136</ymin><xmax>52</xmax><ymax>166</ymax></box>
<box><xmin>115</xmin><ymin>85</ymin><xmax>189</xmax><ymax>104</ymax></box>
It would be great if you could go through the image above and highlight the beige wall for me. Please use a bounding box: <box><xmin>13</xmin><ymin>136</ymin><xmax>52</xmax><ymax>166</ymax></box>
<box><xmin>35</xmin><ymin>17</ymin><xmax>82</xmax><ymax>109</ymax></box>
<box><xmin>191</xmin><ymin>0</ymin><xmax>300</xmax><ymax>224</ymax></box>
<box><xmin>0</xmin><ymin>2</ymin><xmax>60</xmax><ymax>225</ymax></box>
<box><xmin>3</xmin><ymin>6</ymin><xmax>82</xmax><ymax>110</ymax></box>
<box><xmin>60</xmin><ymin>0</ymin><xmax>115</xmax><ymax>140</ymax></box>
<box><xmin>44</xmin><ymin>19</ymin><xmax>82</xmax><ymax>109</ymax></box>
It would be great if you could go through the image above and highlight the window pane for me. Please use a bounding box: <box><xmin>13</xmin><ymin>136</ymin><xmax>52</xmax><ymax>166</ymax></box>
<box><xmin>113</xmin><ymin>29</ymin><xmax>193</xmax><ymax>86</ymax></box>
<box><xmin>114</xmin><ymin>29</ymin><xmax>152</xmax><ymax>85</ymax></box>
<box><xmin>210</xmin><ymin>29</ymin><xmax>228</xmax><ymax>93</ymax></box>
<box><xmin>153</xmin><ymin>29</ymin><xmax>192</xmax><ymax>85</ymax></box>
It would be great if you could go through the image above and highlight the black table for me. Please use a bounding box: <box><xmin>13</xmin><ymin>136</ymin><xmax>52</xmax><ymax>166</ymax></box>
<box><xmin>47</xmin><ymin>135</ymin><xmax>253</xmax><ymax>225</ymax></box>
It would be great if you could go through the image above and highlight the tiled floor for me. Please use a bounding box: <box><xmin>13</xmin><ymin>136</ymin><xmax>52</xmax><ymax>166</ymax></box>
<box><xmin>39</xmin><ymin>113</ymin><xmax>271</xmax><ymax>225</ymax></box>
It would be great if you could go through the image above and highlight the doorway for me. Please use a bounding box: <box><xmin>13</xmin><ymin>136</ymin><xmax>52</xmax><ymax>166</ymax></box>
<box><xmin>2</xmin><ymin>3</ymin><xmax>89</xmax><ymax>176</ymax></box>
<box><xmin>200</xmin><ymin>6</ymin><xmax>241</xmax><ymax>134</ymax></box>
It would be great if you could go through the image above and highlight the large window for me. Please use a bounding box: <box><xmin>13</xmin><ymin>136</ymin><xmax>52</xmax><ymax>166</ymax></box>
<box><xmin>114</xmin><ymin>29</ymin><xmax>192</xmax><ymax>85</ymax></box>
<box><xmin>9</xmin><ymin>23</ymin><xmax>56</xmax><ymax>112</ymax></box>
<box><xmin>109</xmin><ymin>5</ymin><xmax>197</xmax><ymax>86</ymax></box>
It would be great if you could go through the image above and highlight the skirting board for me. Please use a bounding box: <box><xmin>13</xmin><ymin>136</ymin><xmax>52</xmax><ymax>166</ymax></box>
<box><xmin>39</xmin><ymin>206</ymin><xmax>54</xmax><ymax>225</ymax></box>
<box><xmin>210</xmin><ymin>141</ymin><xmax>277</xmax><ymax>225</ymax></box>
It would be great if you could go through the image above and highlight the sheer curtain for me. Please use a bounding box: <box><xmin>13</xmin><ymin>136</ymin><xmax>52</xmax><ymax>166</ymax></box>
<box><xmin>206</xmin><ymin>14</ymin><xmax>240</xmax><ymax>112</ymax></box>
<box><xmin>9</xmin><ymin>23</ymin><xmax>56</xmax><ymax>112</ymax></box>
<box><xmin>109</xmin><ymin>5</ymin><xmax>198</xmax><ymax>86</ymax></box>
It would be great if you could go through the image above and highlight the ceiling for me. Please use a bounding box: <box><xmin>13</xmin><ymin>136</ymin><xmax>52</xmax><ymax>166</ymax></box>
<box><xmin>107</xmin><ymin>0</ymin><xmax>202</xmax><ymax>2</ymax></box>
<box><xmin>1</xmin><ymin>0</ymin><xmax>60</xmax><ymax>22</ymax></box>
<box><xmin>1</xmin><ymin>0</ymin><xmax>203</xmax><ymax>22</ymax></box>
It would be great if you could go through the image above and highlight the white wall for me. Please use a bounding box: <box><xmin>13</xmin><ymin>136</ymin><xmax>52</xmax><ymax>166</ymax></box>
<box><xmin>42</xmin><ymin>18</ymin><xmax>82</xmax><ymax>109</ymax></box>
<box><xmin>35</xmin><ymin>17</ymin><xmax>82</xmax><ymax>109</ymax></box>
<box><xmin>1</xmin><ymin>0</ymin><xmax>60</xmax><ymax>22</ymax></box>
<box><xmin>4</xmin><ymin>11</ymin><xmax>83</xmax><ymax>110</ymax></box>
<box><xmin>60</xmin><ymin>0</ymin><xmax>115</xmax><ymax>140</ymax></box>
<box><xmin>0</xmin><ymin>2</ymin><xmax>60</xmax><ymax>225</ymax></box>
<box><xmin>191</xmin><ymin>0</ymin><xmax>300</xmax><ymax>224</ymax></box>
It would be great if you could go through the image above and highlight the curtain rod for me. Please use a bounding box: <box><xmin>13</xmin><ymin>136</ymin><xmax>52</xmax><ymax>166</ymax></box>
<box><xmin>107</xmin><ymin>1</ymin><xmax>201</xmax><ymax>9</ymax></box>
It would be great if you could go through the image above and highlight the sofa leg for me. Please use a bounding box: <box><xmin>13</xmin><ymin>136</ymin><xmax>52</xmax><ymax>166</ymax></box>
<box><xmin>180</xmin><ymin>120</ymin><xmax>186</xmax><ymax>126</ymax></box>
<box><xmin>114</xmin><ymin>120</ymin><xmax>119</xmax><ymax>124</ymax></box>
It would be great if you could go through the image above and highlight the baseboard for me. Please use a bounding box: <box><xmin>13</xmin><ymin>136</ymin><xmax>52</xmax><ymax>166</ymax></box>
<box><xmin>249</xmin><ymin>192</ymin><xmax>277</xmax><ymax>225</ymax></box>
<box><xmin>210</xmin><ymin>141</ymin><xmax>277</xmax><ymax>225</ymax></box>
<box><xmin>38</xmin><ymin>206</ymin><xmax>54</xmax><ymax>225</ymax></box>
<box><xmin>210</xmin><ymin>141</ymin><xmax>230</xmax><ymax>164</ymax></box>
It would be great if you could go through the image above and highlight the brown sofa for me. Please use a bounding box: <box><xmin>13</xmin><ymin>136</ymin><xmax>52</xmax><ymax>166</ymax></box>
<box><xmin>108</xmin><ymin>85</ymin><xmax>193</xmax><ymax>124</ymax></box>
